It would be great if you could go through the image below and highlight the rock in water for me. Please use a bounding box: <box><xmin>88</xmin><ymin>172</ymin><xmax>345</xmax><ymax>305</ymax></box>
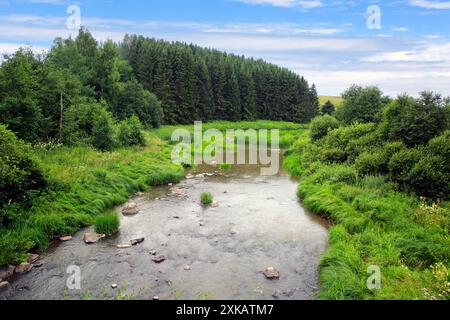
<box><xmin>130</xmin><ymin>238</ymin><xmax>145</xmax><ymax>246</ymax></box>
<box><xmin>263</xmin><ymin>267</ymin><xmax>280</xmax><ymax>280</ymax></box>
<box><xmin>84</xmin><ymin>233</ymin><xmax>106</xmax><ymax>244</ymax></box>
<box><xmin>0</xmin><ymin>281</ymin><xmax>9</xmax><ymax>290</ymax></box>
<box><xmin>15</xmin><ymin>263</ymin><xmax>33</xmax><ymax>274</ymax></box>
<box><xmin>122</xmin><ymin>202</ymin><xmax>140</xmax><ymax>215</ymax></box>
<box><xmin>0</xmin><ymin>265</ymin><xmax>15</xmax><ymax>281</ymax></box>
<box><xmin>117</xmin><ymin>244</ymin><xmax>132</xmax><ymax>249</ymax></box>
<box><xmin>152</xmin><ymin>255</ymin><xmax>166</xmax><ymax>263</ymax></box>
<box><xmin>60</xmin><ymin>236</ymin><xmax>73</xmax><ymax>242</ymax></box>
<box><xmin>211</xmin><ymin>201</ymin><xmax>219</xmax><ymax>208</ymax></box>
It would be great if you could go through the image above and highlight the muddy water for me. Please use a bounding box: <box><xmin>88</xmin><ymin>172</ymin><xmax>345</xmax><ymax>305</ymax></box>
<box><xmin>0</xmin><ymin>157</ymin><xmax>329</xmax><ymax>300</ymax></box>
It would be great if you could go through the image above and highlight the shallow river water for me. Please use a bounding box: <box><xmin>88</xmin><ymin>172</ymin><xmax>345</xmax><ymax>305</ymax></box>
<box><xmin>1</xmin><ymin>158</ymin><xmax>329</xmax><ymax>300</ymax></box>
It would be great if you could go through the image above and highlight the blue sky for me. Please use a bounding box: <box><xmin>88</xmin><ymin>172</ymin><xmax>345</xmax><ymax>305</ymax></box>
<box><xmin>1</xmin><ymin>0</ymin><xmax>450</xmax><ymax>96</ymax></box>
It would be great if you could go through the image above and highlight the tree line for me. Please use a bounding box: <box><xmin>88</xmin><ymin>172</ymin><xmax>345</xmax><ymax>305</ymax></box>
<box><xmin>0</xmin><ymin>28</ymin><xmax>319</xmax><ymax>146</ymax></box>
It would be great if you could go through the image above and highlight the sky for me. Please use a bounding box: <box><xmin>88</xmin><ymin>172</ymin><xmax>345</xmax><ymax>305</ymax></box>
<box><xmin>0</xmin><ymin>0</ymin><xmax>449</xmax><ymax>96</ymax></box>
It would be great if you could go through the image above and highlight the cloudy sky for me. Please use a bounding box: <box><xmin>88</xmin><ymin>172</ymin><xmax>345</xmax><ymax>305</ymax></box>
<box><xmin>0</xmin><ymin>0</ymin><xmax>449</xmax><ymax>96</ymax></box>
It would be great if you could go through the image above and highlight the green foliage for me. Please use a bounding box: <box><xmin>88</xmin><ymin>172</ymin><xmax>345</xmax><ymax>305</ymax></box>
<box><xmin>310</xmin><ymin>115</ymin><xmax>340</xmax><ymax>141</ymax></box>
<box><xmin>118</xmin><ymin>116</ymin><xmax>146</xmax><ymax>147</ymax></box>
<box><xmin>121</xmin><ymin>34</ymin><xmax>319</xmax><ymax>124</ymax></box>
<box><xmin>0</xmin><ymin>125</ymin><xmax>47</xmax><ymax>215</ymax></box>
<box><xmin>381</xmin><ymin>93</ymin><xmax>449</xmax><ymax>147</ymax></box>
<box><xmin>321</xmin><ymin>100</ymin><xmax>336</xmax><ymax>115</ymax></box>
<box><xmin>94</xmin><ymin>213</ymin><xmax>120</xmax><ymax>235</ymax></box>
<box><xmin>91</xmin><ymin>108</ymin><xmax>116</xmax><ymax>151</ymax></box>
<box><xmin>218</xmin><ymin>163</ymin><xmax>232</xmax><ymax>170</ymax></box>
<box><xmin>337</xmin><ymin>85</ymin><xmax>389</xmax><ymax>124</ymax></box>
<box><xmin>284</xmin><ymin>114</ymin><xmax>449</xmax><ymax>299</ymax></box>
<box><xmin>0</xmin><ymin>49</ymin><xmax>43</xmax><ymax>142</ymax></box>
<box><xmin>201</xmin><ymin>192</ymin><xmax>214</xmax><ymax>205</ymax></box>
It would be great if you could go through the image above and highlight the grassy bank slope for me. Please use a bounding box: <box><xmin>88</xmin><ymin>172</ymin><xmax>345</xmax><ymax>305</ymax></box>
<box><xmin>0</xmin><ymin>133</ymin><xmax>184</xmax><ymax>265</ymax></box>
<box><xmin>284</xmin><ymin>130</ymin><xmax>449</xmax><ymax>300</ymax></box>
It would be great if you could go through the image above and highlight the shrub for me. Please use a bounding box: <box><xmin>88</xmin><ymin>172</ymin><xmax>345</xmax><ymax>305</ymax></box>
<box><xmin>322</xmin><ymin>148</ymin><xmax>347</xmax><ymax>163</ymax></box>
<box><xmin>0</xmin><ymin>125</ymin><xmax>47</xmax><ymax>213</ymax></box>
<box><xmin>94</xmin><ymin>213</ymin><xmax>120</xmax><ymax>235</ymax></box>
<box><xmin>118</xmin><ymin>116</ymin><xmax>146</xmax><ymax>147</ymax></box>
<box><xmin>310</xmin><ymin>115</ymin><xmax>340</xmax><ymax>141</ymax></box>
<box><xmin>200</xmin><ymin>192</ymin><xmax>213</xmax><ymax>205</ymax></box>
<box><xmin>355</xmin><ymin>142</ymin><xmax>405</xmax><ymax>176</ymax></box>
<box><xmin>408</xmin><ymin>156</ymin><xmax>449</xmax><ymax>200</ymax></box>
<box><xmin>389</xmin><ymin>148</ymin><xmax>422</xmax><ymax>185</ymax></box>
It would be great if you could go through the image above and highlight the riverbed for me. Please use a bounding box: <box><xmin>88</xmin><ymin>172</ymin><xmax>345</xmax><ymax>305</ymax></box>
<box><xmin>0</xmin><ymin>160</ymin><xmax>329</xmax><ymax>300</ymax></box>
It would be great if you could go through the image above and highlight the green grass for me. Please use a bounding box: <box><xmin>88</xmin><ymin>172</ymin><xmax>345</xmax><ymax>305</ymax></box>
<box><xmin>319</xmin><ymin>96</ymin><xmax>344</xmax><ymax>108</ymax></box>
<box><xmin>94</xmin><ymin>213</ymin><xmax>120</xmax><ymax>235</ymax></box>
<box><xmin>201</xmin><ymin>192</ymin><xmax>214</xmax><ymax>205</ymax></box>
<box><xmin>283</xmin><ymin>130</ymin><xmax>449</xmax><ymax>300</ymax></box>
<box><xmin>218</xmin><ymin>163</ymin><xmax>233</xmax><ymax>170</ymax></box>
<box><xmin>0</xmin><ymin>133</ymin><xmax>184</xmax><ymax>265</ymax></box>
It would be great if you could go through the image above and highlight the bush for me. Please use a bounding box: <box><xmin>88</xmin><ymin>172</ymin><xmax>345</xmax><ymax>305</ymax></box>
<box><xmin>201</xmin><ymin>192</ymin><xmax>214</xmax><ymax>205</ymax></box>
<box><xmin>355</xmin><ymin>142</ymin><xmax>405</xmax><ymax>175</ymax></box>
<box><xmin>118</xmin><ymin>116</ymin><xmax>146</xmax><ymax>147</ymax></box>
<box><xmin>389</xmin><ymin>148</ymin><xmax>422</xmax><ymax>184</ymax></box>
<box><xmin>310</xmin><ymin>115</ymin><xmax>340</xmax><ymax>141</ymax></box>
<box><xmin>94</xmin><ymin>213</ymin><xmax>120</xmax><ymax>235</ymax></box>
<box><xmin>0</xmin><ymin>125</ymin><xmax>47</xmax><ymax>213</ymax></box>
<box><xmin>218</xmin><ymin>163</ymin><xmax>232</xmax><ymax>170</ymax></box>
<box><xmin>408</xmin><ymin>156</ymin><xmax>449</xmax><ymax>200</ymax></box>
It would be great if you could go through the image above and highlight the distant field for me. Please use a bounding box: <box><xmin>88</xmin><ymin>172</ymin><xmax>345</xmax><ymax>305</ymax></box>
<box><xmin>319</xmin><ymin>96</ymin><xmax>344</xmax><ymax>108</ymax></box>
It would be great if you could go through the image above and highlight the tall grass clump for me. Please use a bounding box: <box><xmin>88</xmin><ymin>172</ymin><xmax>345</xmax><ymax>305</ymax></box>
<box><xmin>94</xmin><ymin>213</ymin><xmax>120</xmax><ymax>235</ymax></box>
<box><xmin>201</xmin><ymin>192</ymin><xmax>214</xmax><ymax>205</ymax></box>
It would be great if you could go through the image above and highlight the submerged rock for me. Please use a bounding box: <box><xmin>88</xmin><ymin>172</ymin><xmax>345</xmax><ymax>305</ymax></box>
<box><xmin>130</xmin><ymin>238</ymin><xmax>145</xmax><ymax>246</ymax></box>
<box><xmin>117</xmin><ymin>244</ymin><xmax>132</xmax><ymax>249</ymax></box>
<box><xmin>15</xmin><ymin>263</ymin><xmax>33</xmax><ymax>274</ymax></box>
<box><xmin>0</xmin><ymin>265</ymin><xmax>15</xmax><ymax>281</ymax></box>
<box><xmin>122</xmin><ymin>202</ymin><xmax>140</xmax><ymax>215</ymax></box>
<box><xmin>263</xmin><ymin>267</ymin><xmax>280</xmax><ymax>280</ymax></box>
<box><xmin>84</xmin><ymin>233</ymin><xmax>106</xmax><ymax>244</ymax></box>
<box><xmin>0</xmin><ymin>281</ymin><xmax>9</xmax><ymax>290</ymax></box>
<box><xmin>152</xmin><ymin>255</ymin><xmax>166</xmax><ymax>263</ymax></box>
<box><xmin>111</xmin><ymin>283</ymin><xmax>118</xmax><ymax>289</ymax></box>
<box><xmin>211</xmin><ymin>201</ymin><xmax>219</xmax><ymax>208</ymax></box>
<box><xmin>60</xmin><ymin>236</ymin><xmax>73</xmax><ymax>242</ymax></box>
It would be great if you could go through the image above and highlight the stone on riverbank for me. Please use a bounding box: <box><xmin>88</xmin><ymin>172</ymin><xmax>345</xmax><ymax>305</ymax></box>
<box><xmin>60</xmin><ymin>236</ymin><xmax>73</xmax><ymax>241</ymax></box>
<box><xmin>0</xmin><ymin>281</ymin><xmax>9</xmax><ymax>290</ymax></box>
<box><xmin>27</xmin><ymin>253</ymin><xmax>40</xmax><ymax>264</ymax></box>
<box><xmin>130</xmin><ymin>238</ymin><xmax>145</xmax><ymax>246</ymax></box>
<box><xmin>0</xmin><ymin>265</ymin><xmax>15</xmax><ymax>281</ymax></box>
<box><xmin>152</xmin><ymin>255</ymin><xmax>166</xmax><ymax>263</ymax></box>
<box><xmin>15</xmin><ymin>263</ymin><xmax>33</xmax><ymax>274</ymax></box>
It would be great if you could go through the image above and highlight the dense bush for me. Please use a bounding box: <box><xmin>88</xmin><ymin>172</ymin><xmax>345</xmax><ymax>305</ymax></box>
<box><xmin>355</xmin><ymin>142</ymin><xmax>404</xmax><ymax>176</ymax></box>
<box><xmin>0</xmin><ymin>125</ymin><xmax>47</xmax><ymax>214</ymax></box>
<box><xmin>381</xmin><ymin>93</ymin><xmax>449</xmax><ymax>147</ymax></box>
<box><xmin>118</xmin><ymin>116</ymin><xmax>146</xmax><ymax>147</ymax></box>
<box><xmin>337</xmin><ymin>85</ymin><xmax>389</xmax><ymax>124</ymax></box>
<box><xmin>310</xmin><ymin>115</ymin><xmax>340</xmax><ymax>141</ymax></box>
<box><xmin>201</xmin><ymin>192</ymin><xmax>214</xmax><ymax>205</ymax></box>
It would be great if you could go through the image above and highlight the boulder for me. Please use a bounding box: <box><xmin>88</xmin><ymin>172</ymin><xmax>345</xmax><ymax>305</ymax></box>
<box><xmin>0</xmin><ymin>265</ymin><xmax>15</xmax><ymax>281</ymax></box>
<box><xmin>15</xmin><ymin>263</ymin><xmax>33</xmax><ymax>274</ymax></box>
<box><xmin>84</xmin><ymin>233</ymin><xmax>106</xmax><ymax>244</ymax></box>
<box><xmin>263</xmin><ymin>267</ymin><xmax>280</xmax><ymax>280</ymax></box>
<box><xmin>60</xmin><ymin>236</ymin><xmax>73</xmax><ymax>242</ymax></box>
<box><xmin>122</xmin><ymin>202</ymin><xmax>140</xmax><ymax>215</ymax></box>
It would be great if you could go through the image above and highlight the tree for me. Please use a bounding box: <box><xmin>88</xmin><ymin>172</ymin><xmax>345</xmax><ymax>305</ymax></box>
<box><xmin>381</xmin><ymin>92</ymin><xmax>449</xmax><ymax>147</ymax></box>
<box><xmin>91</xmin><ymin>108</ymin><xmax>115</xmax><ymax>151</ymax></box>
<box><xmin>321</xmin><ymin>100</ymin><xmax>336</xmax><ymax>115</ymax></box>
<box><xmin>0</xmin><ymin>49</ymin><xmax>43</xmax><ymax>142</ymax></box>
<box><xmin>118</xmin><ymin>116</ymin><xmax>146</xmax><ymax>147</ymax></box>
<box><xmin>337</xmin><ymin>85</ymin><xmax>389</xmax><ymax>124</ymax></box>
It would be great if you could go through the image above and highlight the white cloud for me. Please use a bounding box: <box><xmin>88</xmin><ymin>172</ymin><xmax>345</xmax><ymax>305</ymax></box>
<box><xmin>362</xmin><ymin>43</ymin><xmax>450</xmax><ymax>63</ymax></box>
<box><xmin>409</xmin><ymin>0</ymin><xmax>450</xmax><ymax>9</ymax></box>
<box><xmin>231</xmin><ymin>0</ymin><xmax>323</xmax><ymax>9</ymax></box>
